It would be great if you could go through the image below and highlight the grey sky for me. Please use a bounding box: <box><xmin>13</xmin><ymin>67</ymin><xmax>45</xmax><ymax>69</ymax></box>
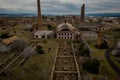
<box><xmin>0</xmin><ymin>0</ymin><xmax>120</xmax><ymax>14</ymax></box>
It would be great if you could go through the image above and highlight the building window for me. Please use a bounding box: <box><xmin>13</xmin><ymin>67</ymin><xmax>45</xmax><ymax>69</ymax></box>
<box><xmin>42</xmin><ymin>35</ymin><xmax>45</xmax><ymax>38</ymax></box>
<box><xmin>36</xmin><ymin>35</ymin><xmax>38</xmax><ymax>38</ymax></box>
<box><xmin>68</xmin><ymin>37</ymin><xmax>70</xmax><ymax>39</ymax></box>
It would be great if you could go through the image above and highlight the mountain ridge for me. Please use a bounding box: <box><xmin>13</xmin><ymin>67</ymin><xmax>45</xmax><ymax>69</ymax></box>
<box><xmin>0</xmin><ymin>13</ymin><xmax>120</xmax><ymax>17</ymax></box>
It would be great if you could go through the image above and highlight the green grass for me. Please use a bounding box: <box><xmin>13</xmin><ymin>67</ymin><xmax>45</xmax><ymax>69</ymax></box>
<box><xmin>110</xmin><ymin>55</ymin><xmax>120</xmax><ymax>70</ymax></box>
<box><xmin>88</xmin><ymin>41</ymin><xmax>106</xmax><ymax>59</ymax></box>
<box><xmin>88</xmin><ymin>41</ymin><xmax>119</xmax><ymax>80</ymax></box>
<box><xmin>99</xmin><ymin>60</ymin><xmax>119</xmax><ymax>80</ymax></box>
<box><xmin>87</xmin><ymin>73</ymin><xmax>104</xmax><ymax>80</ymax></box>
<box><xmin>0</xmin><ymin>24</ymin><xmax>32</xmax><ymax>64</ymax></box>
<box><xmin>7</xmin><ymin>40</ymin><xmax>58</xmax><ymax>80</ymax></box>
<box><xmin>10</xmin><ymin>24</ymin><xmax>31</xmax><ymax>41</ymax></box>
<box><xmin>0</xmin><ymin>24</ymin><xmax>31</xmax><ymax>42</ymax></box>
<box><xmin>0</xmin><ymin>51</ymin><xmax>15</xmax><ymax>64</ymax></box>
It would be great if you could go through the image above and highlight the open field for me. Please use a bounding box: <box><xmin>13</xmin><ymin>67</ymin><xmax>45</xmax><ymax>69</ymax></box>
<box><xmin>0</xmin><ymin>53</ymin><xmax>11</xmax><ymax>64</ymax></box>
<box><xmin>88</xmin><ymin>41</ymin><xmax>106</xmax><ymax>59</ymax></box>
<box><xmin>4</xmin><ymin>39</ymin><xmax>58</xmax><ymax>80</ymax></box>
<box><xmin>88</xmin><ymin>41</ymin><xmax>119</xmax><ymax>80</ymax></box>
<box><xmin>110</xmin><ymin>55</ymin><xmax>120</xmax><ymax>70</ymax></box>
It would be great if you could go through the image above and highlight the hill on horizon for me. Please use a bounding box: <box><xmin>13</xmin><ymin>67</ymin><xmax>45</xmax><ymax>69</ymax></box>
<box><xmin>0</xmin><ymin>13</ymin><xmax>120</xmax><ymax>17</ymax></box>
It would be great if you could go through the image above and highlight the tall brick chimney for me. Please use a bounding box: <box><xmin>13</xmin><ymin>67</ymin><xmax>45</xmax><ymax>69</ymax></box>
<box><xmin>80</xmin><ymin>4</ymin><xmax>85</xmax><ymax>23</ymax></box>
<box><xmin>97</xmin><ymin>32</ymin><xmax>102</xmax><ymax>46</ymax></box>
<box><xmin>37</xmin><ymin>0</ymin><xmax>42</xmax><ymax>30</ymax></box>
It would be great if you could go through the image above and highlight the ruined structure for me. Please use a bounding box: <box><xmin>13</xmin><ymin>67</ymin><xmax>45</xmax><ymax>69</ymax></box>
<box><xmin>80</xmin><ymin>4</ymin><xmax>85</xmax><ymax>23</ymax></box>
<box><xmin>97</xmin><ymin>32</ymin><xmax>102</xmax><ymax>47</ymax></box>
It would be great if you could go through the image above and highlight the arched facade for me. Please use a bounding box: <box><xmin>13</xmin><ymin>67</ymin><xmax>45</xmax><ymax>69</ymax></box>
<box><xmin>56</xmin><ymin>22</ymin><xmax>78</xmax><ymax>39</ymax></box>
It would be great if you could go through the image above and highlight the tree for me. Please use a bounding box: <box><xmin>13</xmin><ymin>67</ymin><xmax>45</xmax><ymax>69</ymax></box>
<box><xmin>36</xmin><ymin>45</ymin><xmax>45</xmax><ymax>54</ymax></box>
<box><xmin>95</xmin><ymin>40</ymin><xmax>108</xmax><ymax>49</ymax></box>
<box><xmin>80</xmin><ymin>48</ymin><xmax>89</xmax><ymax>56</ymax></box>
<box><xmin>0</xmin><ymin>32</ymin><xmax>9</xmax><ymax>38</ymax></box>
<box><xmin>78</xmin><ymin>43</ymin><xmax>84</xmax><ymax>51</ymax></box>
<box><xmin>82</xmin><ymin>59</ymin><xmax>100</xmax><ymax>74</ymax></box>
<box><xmin>47</xmin><ymin>25</ymin><xmax>52</xmax><ymax>30</ymax></box>
<box><xmin>47</xmin><ymin>24</ymin><xmax>55</xmax><ymax>30</ymax></box>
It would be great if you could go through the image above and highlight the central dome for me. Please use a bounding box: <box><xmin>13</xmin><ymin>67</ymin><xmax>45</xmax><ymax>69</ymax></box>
<box><xmin>57</xmin><ymin>22</ymin><xmax>75</xmax><ymax>31</ymax></box>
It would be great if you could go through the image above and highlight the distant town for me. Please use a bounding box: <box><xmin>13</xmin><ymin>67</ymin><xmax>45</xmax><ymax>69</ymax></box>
<box><xmin>0</xmin><ymin>0</ymin><xmax>120</xmax><ymax>80</ymax></box>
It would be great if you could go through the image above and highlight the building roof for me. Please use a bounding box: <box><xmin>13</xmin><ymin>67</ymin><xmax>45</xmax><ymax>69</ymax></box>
<box><xmin>57</xmin><ymin>22</ymin><xmax>75</xmax><ymax>31</ymax></box>
<box><xmin>34</xmin><ymin>30</ymin><xmax>54</xmax><ymax>35</ymax></box>
<box><xmin>2</xmin><ymin>36</ymin><xmax>18</xmax><ymax>45</ymax></box>
<box><xmin>117</xmin><ymin>39</ymin><xmax>120</xmax><ymax>48</ymax></box>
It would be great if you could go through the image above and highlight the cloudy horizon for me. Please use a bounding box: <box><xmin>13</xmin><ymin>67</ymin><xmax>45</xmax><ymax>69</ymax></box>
<box><xmin>0</xmin><ymin>0</ymin><xmax>120</xmax><ymax>15</ymax></box>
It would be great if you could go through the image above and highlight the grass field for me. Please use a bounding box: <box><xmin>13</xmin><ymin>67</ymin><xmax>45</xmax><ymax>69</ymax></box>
<box><xmin>6</xmin><ymin>40</ymin><xmax>58</xmax><ymax>80</ymax></box>
<box><xmin>88</xmin><ymin>41</ymin><xmax>119</xmax><ymax>80</ymax></box>
<box><xmin>88</xmin><ymin>41</ymin><xmax>106</xmax><ymax>59</ymax></box>
<box><xmin>0</xmin><ymin>23</ymin><xmax>59</xmax><ymax>80</ymax></box>
<box><xmin>0</xmin><ymin>53</ymin><xmax>11</xmax><ymax>64</ymax></box>
<box><xmin>110</xmin><ymin>55</ymin><xmax>120</xmax><ymax>70</ymax></box>
<box><xmin>0</xmin><ymin>50</ymin><xmax>17</xmax><ymax>64</ymax></box>
<box><xmin>10</xmin><ymin>24</ymin><xmax>31</xmax><ymax>41</ymax></box>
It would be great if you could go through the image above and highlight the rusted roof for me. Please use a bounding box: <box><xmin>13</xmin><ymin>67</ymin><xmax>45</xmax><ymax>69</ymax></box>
<box><xmin>2</xmin><ymin>36</ymin><xmax>18</xmax><ymax>45</ymax></box>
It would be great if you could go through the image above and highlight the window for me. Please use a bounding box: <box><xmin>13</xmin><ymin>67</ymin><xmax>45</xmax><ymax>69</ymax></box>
<box><xmin>36</xmin><ymin>35</ymin><xmax>38</xmax><ymax>38</ymax></box>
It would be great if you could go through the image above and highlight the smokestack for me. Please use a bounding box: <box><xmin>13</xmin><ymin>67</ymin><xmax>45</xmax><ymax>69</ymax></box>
<box><xmin>97</xmin><ymin>32</ymin><xmax>102</xmax><ymax>47</ymax></box>
<box><xmin>80</xmin><ymin>4</ymin><xmax>85</xmax><ymax>23</ymax></box>
<box><xmin>37</xmin><ymin>0</ymin><xmax>42</xmax><ymax>30</ymax></box>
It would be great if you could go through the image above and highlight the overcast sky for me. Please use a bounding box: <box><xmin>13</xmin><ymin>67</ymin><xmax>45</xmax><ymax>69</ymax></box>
<box><xmin>0</xmin><ymin>0</ymin><xmax>120</xmax><ymax>15</ymax></box>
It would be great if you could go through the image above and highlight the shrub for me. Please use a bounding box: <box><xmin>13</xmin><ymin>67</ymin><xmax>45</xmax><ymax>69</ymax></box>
<box><xmin>0</xmin><ymin>32</ymin><xmax>10</xmax><ymax>38</ymax></box>
<box><xmin>82</xmin><ymin>59</ymin><xmax>100</xmax><ymax>74</ymax></box>
<box><xmin>95</xmin><ymin>41</ymin><xmax>108</xmax><ymax>49</ymax></box>
<box><xmin>78</xmin><ymin>43</ymin><xmax>84</xmax><ymax>50</ymax></box>
<box><xmin>47</xmin><ymin>24</ymin><xmax>55</xmax><ymax>30</ymax></box>
<box><xmin>36</xmin><ymin>45</ymin><xmax>45</xmax><ymax>54</ymax></box>
<box><xmin>80</xmin><ymin>48</ymin><xmax>89</xmax><ymax>56</ymax></box>
<box><xmin>73</xmin><ymin>40</ymin><xmax>81</xmax><ymax>43</ymax></box>
<box><xmin>47</xmin><ymin>24</ymin><xmax>53</xmax><ymax>30</ymax></box>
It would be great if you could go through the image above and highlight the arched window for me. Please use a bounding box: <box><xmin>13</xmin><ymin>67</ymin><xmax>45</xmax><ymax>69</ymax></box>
<box><xmin>36</xmin><ymin>35</ymin><xmax>38</xmax><ymax>38</ymax></box>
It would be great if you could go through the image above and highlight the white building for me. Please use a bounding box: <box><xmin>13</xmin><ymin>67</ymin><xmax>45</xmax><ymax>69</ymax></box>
<box><xmin>34</xmin><ymin>30</ymin><xmax>54</xmax><ymax>39</ymax></box>
<box><xmin>34</xmin><ymin>22</ymin><xmax>81</xmax><ymax>40</ymax></box>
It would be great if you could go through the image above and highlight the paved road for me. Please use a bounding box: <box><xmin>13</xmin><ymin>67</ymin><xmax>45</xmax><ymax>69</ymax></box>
<box><xmin>105</xmin><ymin>48</ymin><xmax>120</xmax><ymax>79</ymax></box>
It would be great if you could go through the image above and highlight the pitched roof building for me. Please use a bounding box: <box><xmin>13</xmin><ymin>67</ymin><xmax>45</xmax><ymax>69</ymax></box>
<box><xmin>2</xmin><ymin>36</ymin><xmax>18</xmax><ymax>45</ymax></box>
